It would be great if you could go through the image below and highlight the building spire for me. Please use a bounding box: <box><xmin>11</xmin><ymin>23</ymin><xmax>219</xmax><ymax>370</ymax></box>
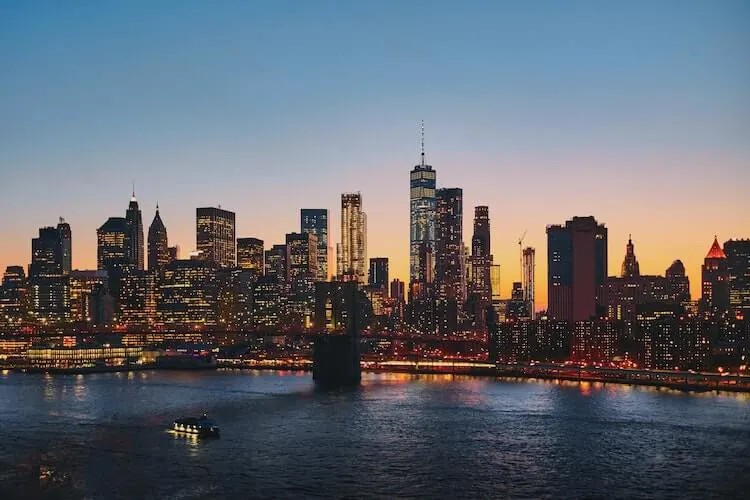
<box><xmin>131</xmin><ymin>180</ymin><xmax>136</xmax><ymax>201</ymax></box>
<box><xmin>420</xmin><ymin>120</ymin><xmax>425</xmax><ymax>166</ymax></box>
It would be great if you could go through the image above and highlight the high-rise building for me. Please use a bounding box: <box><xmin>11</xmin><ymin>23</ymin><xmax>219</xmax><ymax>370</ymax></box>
<box><xmin>158</xmin><ymin>260</ymin><xmax>218</xmax><ymax>328</ymax></box>
<box><xmin>119</xmin><ymin>269</ymin><xmax>156</xmax><ymax>327</ymax></box>
<box><xmin>435</xmin><ymin>188</ymin><xmax>464</xmax><ymax>303</ymax></box>
<box><xmin>69</xmin><ymin>270</ymin><xmax>109</xmax><ymax>324</ymax></box>
<box><xmin>252</xmin><ymin>276</ymin><xmax>284</xmax><ymax>328</ymax></box>
<box><xmin>97</xmin><ymin>218</ymin><xmax>129</xmax><ymax>271</ymax></box>
<box><xmin>0</xmin><ymin>266</ymin><xmax>28</xmax><ymax>326</ymax></box>
<box><xmin>57</xmin><ymin>218</ymin><xmax>72</xmax><ymax>275</ymax></box>
<box><xmin>301</xmin><ymin>209</ymin><xmax>329</xmax><ymax>282</ymax></box>
<box><xmin>30</xmin><ymin>227</ymin><xmax>63</xmax><ymax>277</ymax></box>
<box><xmin>621</xmin><ymin>235</ymin><xmax>640</xmax><ymax>277</ymax></box>
<box><xmin>265</xmin><ymin>244</ymin><xmax>287</xmax><ymax>281</ymax></box>
<box><xmin>168</xmin><ymin>246</ymin><xmax>180</xmax><ymax>262</ymax></box>
<box><xmin>147</xmin><ymin>205</ymin><xmax>169</xmax><ymax>272</ymax></box>
<box><xmin>665</xmin><ymin>260</ymin><xmax>691</xmax><ymax>306</ymax></box>
<box><xmin>701</xmin><ymin>236</ymin><xmax>729</xmax><ymax>317</ymax></box>
<box><xmin>196</xmin><ymin>207</ymin><xmax>236</xmax><ymax>267</ymax></box>
<box><xmin>410</xmin><ymin>124</ymin><xmax>437</xmax><ymax>291</ymax></box>
<box><xmin>523</xmin><ymin>247</ymin><xmax>536</xmax><ymax>319</ymax></box>
<box><xmin>390</xmin><ymin>279</ymin><xmax>405</xmax><ymax>303</ymax></box>
<box><xmin>237</xmin><ymin>237</ymin><xmax>264</xmax><ymax>273</ymax></box>
<box><xmin>724</xmin><ymin>239</ymin><xmax>750</xmax><ymax>316</ymax></box>
<box><xmin>470</xmin><ymin>206</ymin><xmax>492</xmax><ymax>302</ymax></box>
<box><xmin>368</xmin><ymin>258</ymin><xmax>389</xmax><ymax>293</ymax></box>
<box><xmin>490</xmin><ymin>264</ymin><xmax>501</xmax><ymax>301</ymax></box>
<box><xmin>286</xmin><ymin>232</ymin><xmax>318</xmax><ymax>324</ymax></box>
<box><xmin>546</xmin><ymin>216</ymin><xmax>608</xmax><ymax>322</ymax></box>
<box><xmin>339</xmin><ymin>193</ymin><xmax>367</xmax><ymax>281</ymax></box>
<box><xmin>125</xmin><ymin>193</ymin><xmax>145</xmax><ymax>270</ymax></box>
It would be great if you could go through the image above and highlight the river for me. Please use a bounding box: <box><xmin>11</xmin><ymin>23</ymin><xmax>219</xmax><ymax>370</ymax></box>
<box><xmin>1</xmin><ymin>369</ymin><xmax>748</xmax><ymax>499</ymax></box>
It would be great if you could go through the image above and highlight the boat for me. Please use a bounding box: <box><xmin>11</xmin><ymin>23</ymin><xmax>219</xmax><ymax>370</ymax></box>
<box><xmin>172</xmin><ymin>413</ymin><xmax>220</xmax><ymax>437</ymax></box>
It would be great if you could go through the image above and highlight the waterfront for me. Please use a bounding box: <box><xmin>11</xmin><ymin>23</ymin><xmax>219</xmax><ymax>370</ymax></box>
<box><xmin>1</xmin><ymin>370</ymin><xmax>749</xmax><ymax>499</ymax></box>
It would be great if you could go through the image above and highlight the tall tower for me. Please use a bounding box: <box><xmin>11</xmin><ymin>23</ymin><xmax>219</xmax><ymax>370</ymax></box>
<box><xmin>701</xmin><ymin>236</ymin><xmax>729</xmax><ymax>317</ymax></box>
<box><xmin>148</xmin><ymin>205</ymin><xmax>169</xmax><ymax>272</ymax></box>
<box><xmin>435</xmin><ymin>188</ymin><xmax>464</xmax><ymax>303</ymax></box>
<box><xmin>301</xmin><ymin>209</ymin><xmax>329</xmax><ymax>282</ymax></box>
<box><xmin>196</xmin><ymin>207</ymin><xmax>236</xmax><ymax>267</ymax></box>
<box><xmin>546</xmin><ymin>216</ymin><xmax>607</xmax><ymax>321</ymax></box>
<box><xmin>522</xmin><ymin>247</ymin><xmax>535</xmax><ymax>319</ymax></box>
<box><xmin>125</xmin><ymin>191</ymin><xmax>145</xmax><ymax>270</ymax></box>
<box><xmin>57</xmin><ymin>218</ymin><xmax>72</xmax><ymax>275</ymax></box>
<box><xmin>410</xmin><ymin>121</ymin><xmax>437</xmax><ymax>291</ymax></box>
<box><xmin>470</xmin><ymin>206</ymin><xmax>492</xmax><ymax>302</ymax></box>
<box><xmin>97</xmin><ymin>218</ymin><xmax>129</xmax><ymax>271</ymax></box>
<box><xmin>620</xmin><ymin>235</ymin><xmax>640</xmax><ymax>277</ymax></box>
<box><xmin>340</xmin><ymin>193</ymin><xmax>366</xmax><ymax>281</ymax></box>
<box><xmin>724</xmin><ymin>239</ymin><xmax>750</xmax><ymax>316</ymax></box>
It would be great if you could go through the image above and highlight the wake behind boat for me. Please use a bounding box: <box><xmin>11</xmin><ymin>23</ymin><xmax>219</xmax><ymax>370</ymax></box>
<box><xmin>172</xmin><ymin>413</ymin><xmax>220</xmax><ymax>437</ymax></box>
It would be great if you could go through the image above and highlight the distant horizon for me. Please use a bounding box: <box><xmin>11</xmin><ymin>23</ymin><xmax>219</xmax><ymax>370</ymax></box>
<box><xmin>2</xmin><ymin>0</ymin><xmax>748</xmax><ymax>310</ymax></box>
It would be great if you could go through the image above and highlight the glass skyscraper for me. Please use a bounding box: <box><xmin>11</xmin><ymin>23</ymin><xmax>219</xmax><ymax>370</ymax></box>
<box><xmin>410</xmin><ymin>153</ymin><xmax>436</xmax><ymax>289</ymax></box>
<box><xmin>301</xmin><ymin>209</ymin><xmax>329</xmax><ymax>282</ymax></box>
<box><xmin>196</xmin><ymin>207</ymin><xmax>236</xmax><ymax>268</ymax></box>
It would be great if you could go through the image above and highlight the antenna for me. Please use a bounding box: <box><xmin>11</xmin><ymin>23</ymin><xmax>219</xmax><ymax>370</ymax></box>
<box><xmin>420</xmin><ymin>120</ymin><xmax>425</xmax><ymax>166</ymax></box>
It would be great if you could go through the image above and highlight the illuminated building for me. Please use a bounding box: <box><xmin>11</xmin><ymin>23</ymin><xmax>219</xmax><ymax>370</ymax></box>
<box><xmin>523</xmin><ymin>247</ymin><xmax>535</xmax><ymax>319</ymax></box>
<box><xmin>0</xmin><ymin>266</ymin><xmax>28</xmax><ymax>327</ymax></box>
<box><xmin>665</xmin><ymin>260</ymin><xmax>691</xmax><ymax>306</ymax></box>
<box><xmin>30</xmin><ymin>226</ymin><xmax>64</xmax><ymax>277</ymax></box>
<box><xmin>252</xmin><ymin>276</ymin><xmax>284</xmax><ymax>328</ymax></box>
<box><xmin>701</xmin><ymin>236</ymin><xmax>729</xmax><ymax>317</ymax></box>
<box><xmin>119</xmin><ymin>270</ymin><xmax>156</xmax><ymax>328</ymax></box>
<box><xmin>69</xmin><ymin>270</ymin><xmax>109</xmax><ymax>324</ymax></box>
<box><xmin>264</xmin><ymin>244</ymin><xmax>287</xmax><ymax>280</ymax></box>
<box><xmin>470</xmin><ymin>206</ymin><xmax>492</xmax><ymax>303</ymax></box>
<box><xmin>125</xmin><ymin>192</ymin><xmax>145</xmax><ymax>270</ymax></box>
<box><xmin>57</xmin><ymin>218</ymin><xmax>72</xmax><ymax>275</ymax></box>
<box><xmin>410</xmin><ymin>123</ymin><xmax>436</xmax><ymax>291</ymax></box>
<box><xmin>217</xmin><ymin>268</ymin><xmax>254</xmax><ymax>330</ymax></box>
<box><xmin>620</xmin><ymin>235</ymin><xmax>640</xmax><ymax>277</ymax></box>
<box><xmin>97</xmin><ymin>217</ymin><xmax>129</xmax><ymax>270</ymax></box>
<box><xmin>29</xmin><ymin>225</ymin><xmax>70</xmax><ymax>324</ymax></box>
<box><xmin>368</xmin><ymin>258</ymin><xmax>389</xmax><ymax>294</ymax></box>
<box><xmin>571</xmin><ymin>321</ymin><xmax>618</xmax><ymax>363</ymax></box>
<box><xmin>196</xmin><ymin>207</ymin><xmax>236</xmax><ymax>268</ymax></box>
<box><xmin>25</xmin><ymin>346</ymin><xmax>145</xmax><ymax>370</ymax></box>
<box><xmin>158</xmin><ymin>260</ymin><xmax>219</xmax><ymax>328</ymax></box>
<box><xmin>435</xmin><ymin>188</ymin><xmax>464</xmax><ymax>303</ymax></box>
<box><xmin>286</xmin><ymin>232</ymin><xmax>318</xmax><ymax>324</ymax></box>
<box><xmin>724</xmin><ymin>239</ymin><xmax>750</xmax><ymax>316</ymax></box>
<box><xmin>339</xmin><ymin>193</ymin><xmax>367</xmax><ymax>281</ymax></box>
<box><xmin>147</xmin><ymin>205</ymin><xmax>170</xmax><ymax>272</ymax></box>
<box><xmin>490</xmin><ymin>264</ymin><xmax>501</xmax><ymax>301</ymax></box>
<box><xmin>390</xmin><ymin>279</ymin><xmax>405</xmax><ymax>303</ymax></box>
<box><xmin>237</xmin><ymin>237</ymin><xmax>264</xmax><ymax>274</ymax></box>
<box><xmin>301</xmin><ymin>209</ymin><xmax>329</xmax><ymax>282</ymax></box>
<box><xmin>547</xmin><ymin>216</ymin><xmax>608</xmax><ymax>321</ymax></box>
<box><xmin>506</xmin><ymin>282</ymin><xmax>530</xmax><ymax>320</ymax></box>
<box><xmin>313</xmin><ymin>281</ymin><xmax>366</xmax><ymax>331</ymax></box>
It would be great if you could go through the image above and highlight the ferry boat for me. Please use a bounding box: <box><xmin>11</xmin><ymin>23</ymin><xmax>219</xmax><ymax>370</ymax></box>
<box><xmin>172</xmin><ymin>413</ymin><xmax>220</xmax><ymax>437</ymax></box>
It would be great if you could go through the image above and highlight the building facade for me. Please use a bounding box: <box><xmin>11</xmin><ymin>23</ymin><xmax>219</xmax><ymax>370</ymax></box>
<box><xmin>339</xmin><ymin>193</ymin><xmax>367</xmax><ymax>281</ymax></box>
<box><xmin>237</xmin><ymin>237</ymin><xmax>264</xmax><ymax>274</ymax></box>
<box><xmin>301</xmin><ymin>209</ymin><xmax>329</xmax><ymax>282</ymax></box>
<box><xmin>147</xmin><ymin>205</ymin><xmax>170</xmax><ymax>272</ymax></box>
<box><xmin>196</xmin><ymin>207</ymin><xmax>236</xmax><ymax>268</ymax></box>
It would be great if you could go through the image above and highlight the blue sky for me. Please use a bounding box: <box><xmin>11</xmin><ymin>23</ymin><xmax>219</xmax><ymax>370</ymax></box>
<box><xmin>1</xmin><ymin>0</ymin><xmax>749</xmax><ymax>305</ymax></box>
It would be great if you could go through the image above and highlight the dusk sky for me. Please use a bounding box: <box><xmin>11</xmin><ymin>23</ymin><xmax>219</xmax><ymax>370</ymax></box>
<box><xmin>1</xmin><ymin>0</ymin><xmax>748</xmax><ymax>309</ymax></box>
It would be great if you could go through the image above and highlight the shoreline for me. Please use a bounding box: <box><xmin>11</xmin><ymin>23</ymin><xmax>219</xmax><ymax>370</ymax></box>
<box><xmin>5</xmin><ymin>362</ymin><xmax>750</xmax><ymax>394</ymax></box>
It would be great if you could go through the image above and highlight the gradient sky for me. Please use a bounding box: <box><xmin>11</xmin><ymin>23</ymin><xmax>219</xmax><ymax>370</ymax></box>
<box><xmin>1</xmin><ymin>0</ymin><xmax>749</xmax><ymax>309</ymax></box>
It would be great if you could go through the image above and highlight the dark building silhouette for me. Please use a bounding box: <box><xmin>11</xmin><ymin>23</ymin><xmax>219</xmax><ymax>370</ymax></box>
<box><xmin>390</xmin><ymin>279</ymin><xmax>405</xmax><ymax>302</ymax></box>
<box><xmin>97</xmin><ymin>217</ymin><xmax>129</xmax><ymax>271</ymax></box>
<box><xmin>57</xmin><ymin>218</ymin><xmax>72</xmax><ymax>275</ymax></box>
<box><xmin>368</xmin><ymin>257</ymin><xmax>389</xmax><ymax>293</ymax></box>
<box><xmin>147</xmin><ymin>205</ymin><xmax>169</xmax><ymax>272</ymax></box>
<box><xmin>701</xmin><ymin>236</ymin><xmax>729</xmax><ymax>317</ymax></box>
<box><xmin>30</xmin><ymin>227</ymin><xmax>63</xmax><ymax>277</ymax></box>
<box><xmin>264</xmin><ymin>244</ymin><xmax>287</xmax><ymax>281</ymax></box>
<box><xmin>620</xmin><ymin>235</ymin><xmax>640</xmax><ymax>277</ymax></box>
<box><xmin>301</xmin><ymin>209</ymin><xmax>329</xmax><ymax>282</ymax></box>
<box><xmin>435</xmin><ymin>188</ymin><xmax>464</xmax><ymax>302</ymax></box>
<box><xmin>237</xmin><ymin>237</ymin><xmax>264</xmax><ymax>273</ymax></box>
<box><xmin>547</xmin><ymin>216</ymin><xmax>607</xmax><ymax>322</ymax></box>
<box><xmin>125</xmin><ymin>193</ymin><xmax>145</xmax><ymax>271</ymax></box>
<box><xmin>665</xmin><ymin>260</ymin><xmax>691</xmax><ymax>306</ymax></box>
<box><xmin>470</xmin><ymin>206</ymin><xmax>492</xmax><ymax>302</ymax></box>
<box><xmin>196</xmin><ymin>207</ymin><xmax>236</xmax><ymax>267</ymax></box>
<box><xmin>724</xmin><ymin>239</ymin><xmax>750</xmax><ymax>316</ymax></box>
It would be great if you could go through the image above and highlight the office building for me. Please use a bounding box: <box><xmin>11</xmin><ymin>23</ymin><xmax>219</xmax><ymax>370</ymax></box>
<box><xmin>410</xmin><ymin>124</ymin><xmax>437</xmax><ymax>290</ymax></box>
<box><xmin>196</xmin><ymin>207</ymin><xmax>236</xmax><ymax>267</ymax></box>
<box><xmin>724</xmin><ymin>239</ymin><xmax>750</xmax><ymax>316</ymax></box>
<box><xmin>470</xmin><ymin>206</ymin><xmax>492</xmax><ymax>302</ymax></box>
<box><xmin>265</xmin><ymin>244</ymin><xmax>287</xmax><ymax>281</ymax></box>
<box><xmin>158</xmin><ymin>260</ymin><xmax>219</xmax><ymax>328</ymax></box>
<box><xmin>523</xmin><ymin>247</ymin><xmax>535</xmax><ymax>319</ymax></box>
<box><xmin>147</xmin><ymin>205</ymin><xmax>170</xmax><ymax>272</ymax></box>
<box><xmin>301</xmin><ymin>209</ymin><xmax>329</xmax><ymax>282</ymax></box>
<box><xmin>237</xmin><ymin>237</ymin><xmax>264</xmax><ymax>273</ymax></box>
<box><xmin>701</xmin><ymin>236</ymin><xmax>729</xmax><ymax>317</ymax></box>
<box><xmin>547</xmin><ymin>216</ymin><xmax>608</xmax><ymax>322</ymax></box>
<box><xmin>125</xmin><ymin>193</ymin><xmax>145</xmax><ymax>270</ymax></box>
<box><xmin>286</xmin><ymin>232</ymin><xmax>318</xmax><ymax>324</ymax></box>
<box><xmin>97</xmin><ymin>218</ymin><xmax>130</xmax><ymax>271</ymax></box>
<box><xmin>435</xmin><ymin>188</ymin><xmax>464</xmax><ymax>303</ymax></box>
<box><xmin>57</xmin><ymin>218</ymin><xmax>72</xmax><ymax>275</ymax></box>
<box><xmin>339</xmin><ymin>193</ymin><xmax>367</xmax><ymax>281</ymax></box>
<box><xmin>368</xmin><ymin>258</ymin><xmax>389</xmax><ymax>293</ymax></box>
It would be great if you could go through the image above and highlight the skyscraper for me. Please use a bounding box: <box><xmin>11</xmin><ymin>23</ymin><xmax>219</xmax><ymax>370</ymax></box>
<box><xmin>147</xmin><ymin>205</ymin><xmax>169</xmax><ymax>272</ymax></box>
<box><xmin>620</xmin><ymin>235</ymin><xmax>640</xmax><ymax>277</ymax></box>
<box><xmin>724</xmin><ymin>239</ymin><xmax>750</xmax><ymax>315</ymax></box>
<box><xmin>30</xmin><ymin>227</ymin><xmax>63</xmax><ymax>277</ymax></box>
<box><xmin>29</xmin><ymin>225</ymin><xmax>70</xmax><ymax>324</ymax></box>
<box><xmin>701</xmin><ymin>236</ymin><xmax>729</xmax><ymax>316</ymax></box>
<box><xmin>340</xmin><ymin>193</ymin><xmax>366</xmax><ymax>281</ymax></box>
<box><xmin>368</xmin><ymin>258</ymin><xmax>389</xmax><ymax>293</ymax></box>
<box><xmin>301</xmin><ymin>209</ymin><xmax>329</xmax><ymax>282</ymax></box>
<box><xmin>410</xmin><ymin>123</ymin><xmax>436</xmax><ymax>291</ymax></box>
<box><xmin>125</xmin><ymin>192</ymin><xmax>145</xmax><ymax>270</ymax></box>
<box><xmin>435</xmin><ymin>188</ymin><xmax>464</xmax><ymax>303</ymax></box>
<box><xmin>470</xmin><ymin>206</ymin><xmax>492</xmax><ymax>302</ymax></box>
<box><xmin>237</xmin><ymin>237</ymin><xmax>264</xmax><ymax>273</ymax></box>
<box><xmin>546</xmin><ymin>216</ymin><xmax>608</xmax><ymax>321</ymax></box>
<box><xmin>286</xmin><ymin>232</ymin><xmax>318</xmax><ymax>323</ymax></box>
<box><xmin>196</xmin><ymin>207</ymin><xmax>236</xmax><ymax>267</ymax></box>
<box><xmin>97</xmin><ymin>218</ymin><xmax>129</xmax><ymax>271</ymax></box>
<box><xmin>265</xmin><ymin>244</ymin><xmax>287</xmax><ymax>281</ymax></box>
<box><xmin>57</xmin><ymin>218</ymin><xmax>72</xmax><ymax>275</ymax></box>
<box><xmin>523</xmin><ymin>247</ymin><xmax>535</xmax><ymax>319</ymax></box>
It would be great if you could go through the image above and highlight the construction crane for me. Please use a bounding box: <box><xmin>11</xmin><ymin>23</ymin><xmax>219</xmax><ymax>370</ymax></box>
<box><xmin>518</xmin><ymin>229</ymin><xmax>527</xmax><ymax>283</ymax></box>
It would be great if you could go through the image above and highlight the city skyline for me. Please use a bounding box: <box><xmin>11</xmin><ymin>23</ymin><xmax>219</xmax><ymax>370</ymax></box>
<box><xmin>2</xmin><ymin>1</ymin><xmax>749</xmax><ymax>309</ymax></box>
